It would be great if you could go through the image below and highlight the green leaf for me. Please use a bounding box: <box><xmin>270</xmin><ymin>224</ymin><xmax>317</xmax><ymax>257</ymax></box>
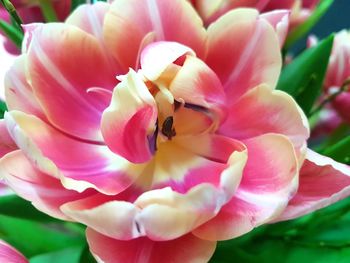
<box><xmin>0</xmin><ymin>215</ymin><xmax>85</xmax><ymax>258</ymax></box>
<box><xmin>322</xmin><ymin>135</ymin><xmax>350</xmax><ymax>164</ymax></box>
<box><xmin>30</xmin><ymin>246</ymin><xmax>84</xmax><ymax>263</ymax></box>
<box><xmin>0</xmin><ymin>100</ymin><xmax>7</xmax><ymax>118</ymax></box>
<box><xmin>79</xmin><ymin>246</ymin><xmax>97</xmax><ymax>263</ymax></box>
<box><xmin>0</xmin><ymin>194</ymin><xmax>60</xmax><ymax>222</ymax></box>
<box><xmin>71</xmin><ymin>0</ymin><xmax>87</xmax><ymax>11</ymax></box>
<box><xmin>0</xmin><ymin>0</ymin><xmax>23</xmax><ymax>31</ymax></box>
<box><xmin>313</xmin><ymin>123</ymin><xmax>350</xmax><ymax>152</ymax></box>
<box><xmin>38</xmin><ymin>0</ymin><xmax>58</xmax><ymax>22</ymax></box>
<box><xmin>284</xmin><ymin>0</ymin><xmax>334</xmax><ymax>49</ymax></box>
<box><xmin>277</xmin><ymin>35</ymin><xmax>334</xmax><ymax>115</ymax></box>
<box><xmin>210</xmin><ymin>198</ymin><xmax>350</xmax><ymax>263</ymax></box>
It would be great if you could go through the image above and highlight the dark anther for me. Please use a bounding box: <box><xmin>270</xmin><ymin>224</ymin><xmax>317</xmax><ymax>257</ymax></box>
<box><xmin>135</xmin><ymin>221</ymin><xmax>141</xmax><ymax>234</ymax></box>
<box><xmin>174</xmin><ymin>100</ymin><xmax>182</xmax><ymax>111</ymax></box>
<box><xmin>161</xmin><ymin>116</ymin><xmax>176</xmax><ymax>140</ymax></box>
<box><xmin>147</xmin><ymin>120</ymin><xmax>158</xmax><ymax>154</ymax></box>
<box><xmin>184</xmin><ymin>103</ymin><xmax>208</xmax><ymax>113</ymax></box>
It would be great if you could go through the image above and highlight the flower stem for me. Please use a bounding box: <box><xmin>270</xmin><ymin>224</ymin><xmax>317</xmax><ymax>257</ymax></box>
<box><xmin>38</xmin><ymin>0</ymin><xmax>58</xmax><ymax>22</ymax></box>
<box><xmin>0</xmin><ymin>19</ymin><xmax>23</xmax><ymax>48</ymax></box>
<box><xmin>0</xmin><ymin>0</ymin><xmax>23</xmax><ymax>32</ymax></box>
<box><xmin>309</xmin><ymin>79</ymin><xmax>350</xmax><ymax>116</ymax></box>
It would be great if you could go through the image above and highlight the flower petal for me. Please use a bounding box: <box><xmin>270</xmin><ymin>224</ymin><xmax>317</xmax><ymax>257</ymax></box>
<box><xmin>5</xmin><ymin>111</ymin><xmax>140</xmax><ymax>195</ymax></box>
<box><xmin>193</xmin><ymin>134</ymin><xmax>298</xmax><ymax>240</ymax></box>
<box><xmin>276</xmin><ymin>149</ymin><xmax>350</xmax><ymax>221</ymax></box>
<box><xmin>206</xmin><ymin>8</ymin><xmax>281</xmax><ymax>105</ymax></box>
<box><xmin>0</xmin><ymin>150</ymin><xmax>90</xmax><ymax>220</ymax></box>
<box><xmin>140</xmin><ymin>41</ymin><xmax>195</xmax><ymax>81</ymax></box>
<box><xmin>0</xmin><ymin>240</ymin><xmax>28</xmax><ymax>263</ymax></box>
<box><xmin>63</xmin><ymin>135</ymin><xmax>247</xmax><ymax>241</ymax></box>
<box><xmin>101</xmin><ymin>69</ymin><xmax>158</xmax><ymax>163</ymax></box>
<box><xmin>61</xmin><ymin>195</ymin><xmax>142</xmax><ymax>240</ymax></box>
<box><xmin>66</xmin><ymin>2</ymin><xmax>110</xmax><ymax>40</ymax></box>
<box><xmin>333</xmin><ymin>92</ymin><xmax>350</xmax><ymax>123</ymax></box>
<box><xmin>103</xmin><ymin>0</ymin><xmax>206</xmax><ymax>71</ymax></box>
<box><xmin>134</xmin><ymin>185</ymin><xmax>226</xmax><ymax>240</ymax></box>
<box><xmin>4</xmin><ymin>55</ymin><xmax>44</xmax><ymax>118</ymax></box>
<box><xmin>27</xmin><ymin>23</ymin><xmax>117</xmax><ymax>141</ymax></box>
<box><xmin>169</xmin><ymin>55</ymin><xmax>226</xmax><ymax>119</ymax></box>
<box><xmin>219</xmin><ymin>85</ymin><xmax>310</xmax><ymax>154</ymax></box>
<box><xmin>0</xmin><ymin>119</ymin><xmax>16</xmax><ymax>158</ymax></box>
<box><xmin>87</xmin><ymin>229</ymin><xmax>216</xmax><ymax>263</ymax></box>
<box><xmin>194</xmin><ymin>0</ymin><xmax>271</xmax><ymax>26</ymax></box>
<box><xmin>260</xmin><ymin>10</ymin><xmax>290</xmax><ymax>47</ymax></box>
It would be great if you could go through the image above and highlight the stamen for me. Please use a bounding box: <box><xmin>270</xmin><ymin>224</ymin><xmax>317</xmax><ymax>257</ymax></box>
<box><xmin>161</xmin><ymin>116</ymin><xmax>176</xmax><ymax>140</ymax></box>
<box><xmin>183</xmin><ymin>103</ymin><xmax>208</xmax><ymax>113</ymax></box>
<box><xmin>158</xmin><ymin>84</ymin><xmax>174</xmax><ymax>104</ymax></box>
<box><xmin>147</xmin><ymin>120</ymin><xmax>159</xmax><ymax>154</ymax></box>
<box><xmin>174</xmin><ymin>100</ymin><xmax>183</xmax><ymax>111</ymax></box>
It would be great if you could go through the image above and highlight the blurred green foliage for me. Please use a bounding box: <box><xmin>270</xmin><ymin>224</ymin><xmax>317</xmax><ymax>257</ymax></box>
<box><xmin>211</xmin><ymin>197</ymin><xmax>350</xmax><ymax>263</ymax></box>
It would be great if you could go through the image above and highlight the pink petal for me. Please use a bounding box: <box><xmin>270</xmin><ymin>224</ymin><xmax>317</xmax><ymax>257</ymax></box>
<box><xmin>260</xmin><ymin>10</ymin><xmax>290</xmax><ymax>47</ymax></box>
<box><xmin>62</xmin><ymin>135</ymin><xmax>247</xmax><ymax>241</ymax></box>
<box><xmin>101</xmin><ymin>69</ymin><xmax>158</xmax><ymax>163</ymax></box>
<box><xmin>4</xmin><ymin>55</ymin><xmax>44</xmax><ymax>118</ymax></box>
<box><xmin>263</xmin><ymin>0</ymin><xmax>295</xmax><ymax>10</ymax></box>
<box><xmin>27</xmin><ymin>23</ymin><xmax>118</xmax><ymax>142</ymax></box>
<box><xmin>0</xmin><ymin>240</ymin><xmax>28</xmax><ymax>263</ymax></box>
<box><xmin>65</xmin><ymin>3</ymin><xmax>121</xmax><ymax>74</ymax></box>
<box><xmin>219</xmin><ymin>85</ymin><xmax>309</xmax><ymax>155</ymax></box>
<box><xmin>169</xmin><ymin>55</ymin><xmax>226</xmax><ymax>120</ymax></box>
<box><xmin>169</xmin><ymin>134</ymin><xmax>247</xmax><ymax>197</ymax></box>
<box><xmin>0</xmin><ymin>150</ymin><xmax>91</xmax><ymax>220</ymax></box>
<box><xmin>325</xmin><ymin>30</ymin><xmax>350</xmax><ymax>89</ymax></box>
<box><xmin>206</xmin><ymin>8</ymin><xmax>281</xmax><ymax>105</ymax></box>
<box><xmin>5</xmin><ymin>111</ymin><xmax>140</xmax><ymax>195</ymax></box>
<box><xmin>333</xmin><ymin>92</ymin><xmax>350</xmax><ymax>123</ymax></box>
<box><xmin>193</xmin><ymin>0</ymin><xmax>272</xmax><ymax>26</ymax></box>
<box><xmin>174</xmin><ymin>106</ymin><xmax>214</xmax><ymax>136</ymax></box>
<box><xmin>140</xmin><ymin>41</ymin><xmax>195</xmax><ymax>81</ymax></box>
<box><xmin>193</xmin><ymin>134</ymin><xmax>298</xmax><ymax>240</ymax></box>
<box><xmin>66</xmin><ymin>2</ymin><xmax>110</xmax><ymax>41</ymax></box>
<box><xmin>87</xmin><ymin>229</ymin><xmax>216</xmax><ymax>263</ymax></box>
<box><xmin>0</xmin><ymin>120</ymin><xmax>16</xmax><ymax>158</ymax></box>
<box><xmin>276</xmin><ymin>149</ymin><xmax>350</xmax><ymax>221</ymax></box>
<box><xmin>63</xmin><ymin>184</ymin><xmax>238</xmax><ymax>241</ymax></box>
<box><xmin>302</xmin><ymin>0</ymin><xmax>319</xmax><ymax>9</ymax></box>
<box><xmin>103</xmin><ymin>0</ymin><xmax>206</xmax><ymax>71</ymax></box>
<box><xmin>61</xmin><ymin>195</ymin><xmax>142</xmax><ymax>240</ymax></box>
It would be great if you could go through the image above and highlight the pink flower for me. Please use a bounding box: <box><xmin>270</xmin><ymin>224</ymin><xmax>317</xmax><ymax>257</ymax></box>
<box><xmin>324</xmin><ymin>30</ymin><xmax>350</xmax><ymax>123</ymax></box>
<box><xmin>191</xmin><ymin>0</ymin><xmax>318</xmax><ymax>33</ymax></box>
<box><xmin>0</xmin><ymin>240</ymin><xmax>28</xmax><ymax>263</ymax></box>
<box><xmin>0</xmin><ymin>0</ymin><xmax>71</xmax><ymax>99</ymax></box>
<box><xmin>0</xmin><ymin>1</ymin><xmax>349</xmax><ymax>262</ymax></box>
<box><xmin>0</xmin><ymin>0</ymin><xmax>71</xmax><ymax>54</ymax></box>
<box><xmin>308</xmin><ymin>31</ymin><xmax>350</xmax><ymax>124</ymax></box>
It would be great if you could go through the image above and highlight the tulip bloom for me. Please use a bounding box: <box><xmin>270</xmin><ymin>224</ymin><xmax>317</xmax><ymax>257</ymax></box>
<box><xmin>324</xmin><ymin>30</ymin><xmax>350</xmax><ymax>123</ymax></box>
<box><xmin>307</xmin><ymin>31</ymin><xmax>350</xmax><ymax>125</ymax></box>
<box><xmin>0</xmin><ymin>240</ymin><xmax>28</xmax><ymax>263</ymax></box>
<box><xmin>0</xmin><ymin>1</ymin><xmax>349</xmax><ymax>262</ymax></box>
